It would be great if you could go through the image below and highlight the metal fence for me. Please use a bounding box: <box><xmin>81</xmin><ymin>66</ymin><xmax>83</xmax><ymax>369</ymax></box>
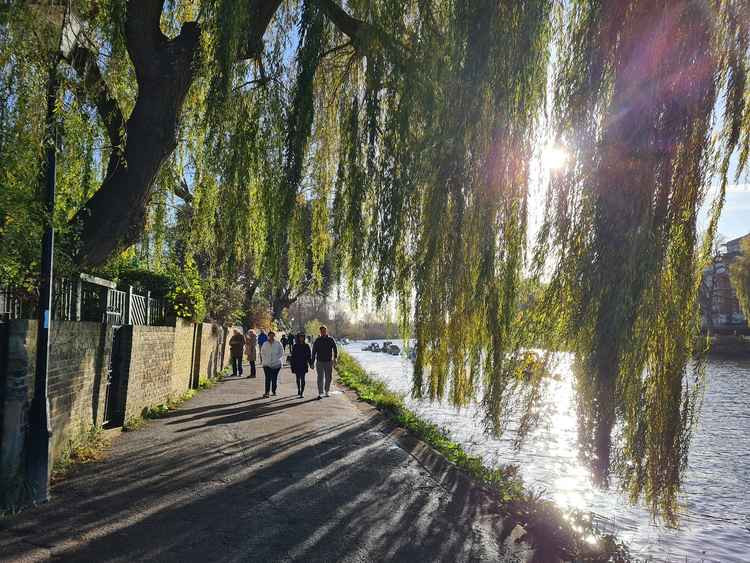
<box><xmin>0</xmin><ymin>274</ymin><xmax>170</xmax><ymax>326</ymax></box>
<box><xmin>131</xmin><ymin>294</ymin><xmax>147</xmax><ymax>325</ymax></box>
<box><xmin>0</xmin><ymin>287</ymin><xmax>24</xmax><ymax>320</ymax></box>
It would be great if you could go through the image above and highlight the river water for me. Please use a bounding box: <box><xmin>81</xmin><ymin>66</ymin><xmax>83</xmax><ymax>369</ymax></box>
<box><xmin>344</xmin><ymin>341</ymin><xmax>750</xmax><ymax>562</ymax></box>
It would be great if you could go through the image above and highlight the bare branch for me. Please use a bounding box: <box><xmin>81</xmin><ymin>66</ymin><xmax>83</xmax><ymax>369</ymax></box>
<box><xmin>174</xmin><ymin>177</ymin><xmax>193</xmax><ymax>204</ymax></box>
<box><xmin>320</xmin><ymin>41</ymin><xmax>353</xmax><ymax>59</ymax></box>
<box><xmin>315</xmin><ymin>0</ymin><xmax>364</xmax><ymax>41</ymax></box>
<box><xmin>236</xmin><ymin>0</ymin><xmax>285</xmax><ymax>60</ymax></box>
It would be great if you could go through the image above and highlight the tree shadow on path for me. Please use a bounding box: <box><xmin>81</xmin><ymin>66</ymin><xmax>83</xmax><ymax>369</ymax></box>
<box><xmin>0</xmin><ymin>373</ymin><xmax>528</xmax><ymax>562</ymax></box>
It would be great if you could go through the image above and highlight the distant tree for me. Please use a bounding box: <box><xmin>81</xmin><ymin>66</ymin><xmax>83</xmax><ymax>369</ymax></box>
<box><xmin>729</xmin><ymin>238</ymin><xmax>750</xmax><ymax>321</ymax></box>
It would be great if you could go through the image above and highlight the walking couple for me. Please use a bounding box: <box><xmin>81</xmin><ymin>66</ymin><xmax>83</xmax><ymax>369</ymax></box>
<box><xmin>290</xmin><ymin>325</ymin><xmax>337</xmax><ymax>400</ymax></box>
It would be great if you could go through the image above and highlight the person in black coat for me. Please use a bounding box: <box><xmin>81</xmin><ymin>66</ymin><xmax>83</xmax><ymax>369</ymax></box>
<box><xmin>290</xmin><ymin>332</ymin><xmax>313</xmax><ymax>398</ymax></box>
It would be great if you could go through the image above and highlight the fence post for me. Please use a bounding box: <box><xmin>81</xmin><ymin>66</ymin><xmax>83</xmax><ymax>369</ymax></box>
<box><xmin>75</xmin><ymin>277</ymin><xmax>83</xmax><ymax>321</ymax></box>
<box><xmin>146</xmin><ymin>291</ymin><xmax>151</xmax><ymax>325</ymax></box>
<box><xmin>126</xmin><ymin>285</ymin><xmax>133</xmax><ymax>325</ymax></box>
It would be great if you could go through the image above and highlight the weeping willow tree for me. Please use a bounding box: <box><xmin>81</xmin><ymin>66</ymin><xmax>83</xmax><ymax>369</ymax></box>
<box><xmin>2</xmin><ymin>0</ymin><xmax>749</xmax><ymax>524</ymax></box>
<box><xmin>528</xmin><ymin>1</ymin><xmax>750</xmax><ymax>523</ymax></box>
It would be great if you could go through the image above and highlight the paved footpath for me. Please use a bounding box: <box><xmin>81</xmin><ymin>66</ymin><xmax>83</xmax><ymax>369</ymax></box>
<box><xmin>0</xmin><ymin>364</ymin><xmax>536</xmax><ymax>562</ymax></box>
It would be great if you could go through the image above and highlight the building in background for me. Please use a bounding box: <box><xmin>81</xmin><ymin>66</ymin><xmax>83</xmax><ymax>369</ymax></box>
<box><xmin>700</xmin><ymin>233</ymin><xmax>750</xmax><ymax>332</ymax></box>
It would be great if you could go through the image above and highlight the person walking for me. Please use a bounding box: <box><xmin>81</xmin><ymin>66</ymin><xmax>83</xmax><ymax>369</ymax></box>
<box><xmin>257</xmin><ymin>329</ymin><xmax>268</xmax><ymax>362</ymax></box>
<box><xmin>312</xmin><ymin>325</ymin><xmax>337</xmax><ymax>399</ymax></box>
<box><xmin>261</xmin><ymin>331</ymin><xmax>284</xmax><ymax>397</ymax></box>
<box><xmin>228</xmin><ymin>328</ymin><xmax>245</xmax><ymax>377</ymax></box>
<box><xmin>290</xmin><ymin>332</ymin><xmax>312</xmax><ymax>398</ymax></box>
<box><xmin>281</xmin><ymin>334</ymin><xmax>288</xmax><ymax>352</ymax></box>
<box><xmin>245</xmin><ymin>329</ymin><xmax>257</xmax><ymax>378</ymax></box>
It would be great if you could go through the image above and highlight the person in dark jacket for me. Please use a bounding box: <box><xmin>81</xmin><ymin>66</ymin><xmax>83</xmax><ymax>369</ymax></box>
<box><xmin>257</xmin><ymin>329</ymin><xmax>268</xmax><ymax>361</ymax></box>
<box><xmin>290</xmin><ymin>332</ymin><xmax>313</xmax><ymax>398</ymax></box>
<box><xmin>281</xmin><ymin>334</ymin><xmax>288</xmax><ymax>352</ymax></box>
<box><xmin>312</xmin><ymin>325</ymin><xmax>337</xmax><ymax>399</ymax></box>
<box><xmin>228</xmin><ymin>329</ymin><xmax>245</xmax><ymax>376</ymax></box>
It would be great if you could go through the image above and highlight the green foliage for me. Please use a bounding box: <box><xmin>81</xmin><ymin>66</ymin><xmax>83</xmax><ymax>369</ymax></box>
<box><xmin>100</xmin><ymin>256</ymin><xmax>207</xmax><ymax>322</ymax></box>
<box><xmin>113</xmin><ymin>268</ymin><xmax>173</xmax><ymax>296</ymax></box>
<box><xmin>304</xmin><ymin>318</ymin><xmax>324</xmax><ymax>339</ymax></box>
<box><xmin>2</xmin><ymin>0</ymin><xmax>749</xmax><ymax>527</ymax></box>
<box><xmin>525</xmin><ymin>0</ymin><xmax>750</xmax><ymax>525</ymax></box>
<box><xmin>122</xmin><ymin>415</ymin><xmax>146</xmax><ymax>433</ymax></box>
<box><xmin>729</xmin><ymin>238</ymin><xmax>750</xmax><ymax>319</ymax></box>
<box><xmin>166</xmin><ymin>258</ymin><xmax>206</xmax><ymax>322</ymax></box>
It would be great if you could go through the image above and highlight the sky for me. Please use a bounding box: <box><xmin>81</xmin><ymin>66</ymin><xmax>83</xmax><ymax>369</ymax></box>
<box><xmin>705</xmin><ymin>186</ymin><xmax>750</xmax><ymax>241</ymax></box>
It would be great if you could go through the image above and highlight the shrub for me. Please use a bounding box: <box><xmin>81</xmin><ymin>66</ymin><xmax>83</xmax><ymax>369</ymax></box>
<box><xmin>166</xmin><ymin>259</ymin><xmax>205</xmax><ymax>322</ymax></box>
<box><xmin>115</xmin><ymin>268</ymin><xmax>173</xmax><ymax>296</ymax></box>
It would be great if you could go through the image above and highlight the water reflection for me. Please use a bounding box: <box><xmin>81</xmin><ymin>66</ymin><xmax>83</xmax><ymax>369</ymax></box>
<box><xmin>345</xmin><ymin>342</ymin><xmax>750</xmax><ymax>562</ymax></box>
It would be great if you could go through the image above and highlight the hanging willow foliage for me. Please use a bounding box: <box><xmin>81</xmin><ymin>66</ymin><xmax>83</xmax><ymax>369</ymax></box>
<box><xmin>530</xmin><ymin>0</ymin><xmax>750</xmax><ymax>523</ymax></box>
<box><xmin>303</xmin><ymin>0</ymin><xmax>749</xmax><ymax>524</ymax></box>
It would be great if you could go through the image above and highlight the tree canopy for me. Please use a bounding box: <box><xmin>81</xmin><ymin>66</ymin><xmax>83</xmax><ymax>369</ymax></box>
<box><xmin>1</xmin><ymin>0</ymin><xmax>749</xmax><ymax>523</ymax></box>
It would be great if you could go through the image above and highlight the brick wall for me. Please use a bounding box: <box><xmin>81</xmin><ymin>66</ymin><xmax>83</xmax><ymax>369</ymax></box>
<box><xmin>0</xmin><ymin>317</ymin><xmax>228</xmax><ymax>503</ymax></box>
<box><xmin>194</xmin><ymin>323</ymin><xmax>226</xmax><ymax>382</ymax></box>
<box><xmin>171</xmin><ymin>319</ymin><xmax>195</xmax><ymax>394</ymax></box>
<box><xmin>47</xmin><ymin>321</ymin><xmax>112</xmax><ymax>457</ymax></box>
<box><xmin>0</xmin><ymin>321</ymin><xmax>37</xmax><ymax>493</ymax></box>
<box><xmin>0</xmin><ymin>321</ymin><xmax>110</xmax><ymax>494</ymax></box>
<box><xmin>119</xmin><ymin>326</ymin><xmax>176</xmax><ymax>421</ymax></box>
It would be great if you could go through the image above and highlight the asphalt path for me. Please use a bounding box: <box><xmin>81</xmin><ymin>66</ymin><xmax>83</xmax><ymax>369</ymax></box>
<box><xmin>0</xmin><ymin>363</ymin><xmax>535</xmax><ymax>562</ymax></box>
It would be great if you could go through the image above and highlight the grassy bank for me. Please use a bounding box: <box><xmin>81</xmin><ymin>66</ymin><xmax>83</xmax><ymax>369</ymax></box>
<box><xmin>336</xmin><ymin>351</ymin><xmax>627</xmax><ymax>561</ymax></box>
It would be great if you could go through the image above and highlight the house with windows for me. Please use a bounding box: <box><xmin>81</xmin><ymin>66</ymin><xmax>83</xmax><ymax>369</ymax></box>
<box><xmin>700</xmin><ymin>233</ymin><xmax>749</xmax><ymax>332</ymax></box>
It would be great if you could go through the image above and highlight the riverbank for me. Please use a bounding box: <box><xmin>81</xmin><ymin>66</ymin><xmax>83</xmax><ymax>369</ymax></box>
<box><xmin>335</xmin><ymin>351</ymin><xmax>627</xmax><ymax>561</ymax></box>
<box><xmin>0</xmin><ymin>363</ymin><xmax>546</xmax><ymax>561</ymax></box>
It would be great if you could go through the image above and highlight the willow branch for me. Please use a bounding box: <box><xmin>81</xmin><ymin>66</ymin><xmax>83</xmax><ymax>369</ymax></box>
<box><xmin>63</xmin><ymin>44</ymin><xmax>124</xmax><ymax>148</ymax></box>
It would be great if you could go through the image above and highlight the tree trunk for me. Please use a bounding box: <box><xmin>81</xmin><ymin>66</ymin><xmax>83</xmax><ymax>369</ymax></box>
<box><xmin>73</xmin><ymin>16</ymin><xmax>201</xmax><ymax>266</ymax></box>
<box><xmin>66</xmin><ymin>0</ymin><xmax>365</xmax><ymax>266</ymax></box>
<box><xmin>271</xmin><ymin>289</ymin><xmax>300</xmax><ymax>320</ymax></box>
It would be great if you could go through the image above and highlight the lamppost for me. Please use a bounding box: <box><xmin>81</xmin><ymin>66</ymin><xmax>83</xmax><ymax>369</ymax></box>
<box><xmin>27</xmin><ymin>54</ymin><xmax>59</xmax><ymax>504</ymax></box>
<box><xmin>27</xmin><ymin>5</ymin><xmax>74</xmax><ymax>503</ymax></box>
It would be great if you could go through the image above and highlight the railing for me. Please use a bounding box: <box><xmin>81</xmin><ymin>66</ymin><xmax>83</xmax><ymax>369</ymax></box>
<box><xmin>1</xmin><ymin>274</ymin><xmax>170</xmax><ymax>326</ymax></box>
<box><xmin>107</xmin><ymin>289</ymin><xmax>127</xmax><ymax>325</ymax></box>
<box><xmin>149</xmin><ymin>296</ymin><xmax>167</xmax><ymax>326</ymax></box>
<box><xmin>130</xmin><ymin>294</ymin><xmax>147</xmax><ymax>325</ymax></box>
<box><xmin>0</xmin><ymin>286</ymin><xmax>24</xmax><ymax>320</ymax></box>
<box><xmin>52</xmin><ymin>277</ymin><xmax>76</xmax><ymax>321</ymax></box>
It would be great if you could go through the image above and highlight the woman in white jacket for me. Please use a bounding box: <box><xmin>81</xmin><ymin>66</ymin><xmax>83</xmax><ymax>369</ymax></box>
<box><xmin>260</xmin><ymin>331</ymin><xmax>285</xmax><ymax>397</ymax></box>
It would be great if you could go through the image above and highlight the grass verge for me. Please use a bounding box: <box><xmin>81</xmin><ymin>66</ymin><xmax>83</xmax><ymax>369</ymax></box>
<box><xmin>336</xmin><ymin>351</ymin><xmax>629</xmax><ymax>562</ymax></box>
